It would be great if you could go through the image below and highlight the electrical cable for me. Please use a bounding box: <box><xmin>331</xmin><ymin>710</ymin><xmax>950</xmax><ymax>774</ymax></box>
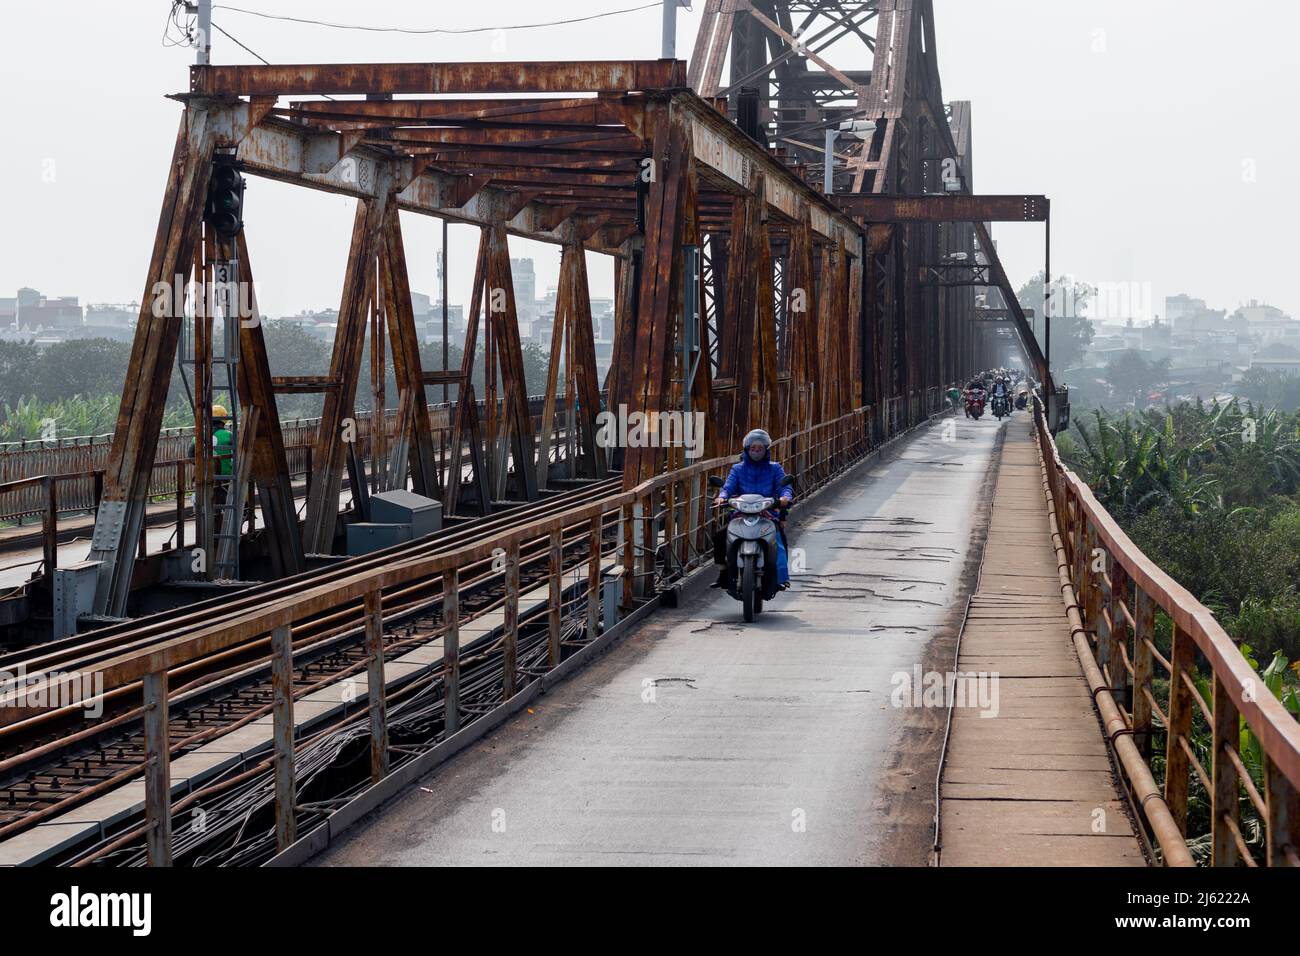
<box><xmin>211</xmin><ymin>2</ymin><xmax>663</xmax><ymax>36</ymax></box>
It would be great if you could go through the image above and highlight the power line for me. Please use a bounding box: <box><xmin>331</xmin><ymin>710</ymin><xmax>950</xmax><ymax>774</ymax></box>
<box><xmin>210</xmin><ymin>2</ymin><xmax>664</xmax><ymax>36</ymax></box>
<box><xmin>210</xmin><ymin>21</ymin><xmax>270</xmax><ymax>65</ymax></box>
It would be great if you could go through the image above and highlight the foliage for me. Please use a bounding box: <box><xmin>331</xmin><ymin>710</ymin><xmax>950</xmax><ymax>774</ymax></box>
<box><xmin>1016</xmin><ymin>270</ymin><xmax>1096</xmax><ymax>371</ymax></box>
<box><xmin>1236</xmin><ymin>367</ymin><xmax>1300</xmax><ymax>412</ymax></box>
<box><xmin>1105</xmin><ymin>349</ymin><xmax>1171</xmax><ymax>406</ymax></box>
<box><xmin>1068</xmin><ymin>397</ymin><xmax>1300</xmax><ymax>659</ymax></box>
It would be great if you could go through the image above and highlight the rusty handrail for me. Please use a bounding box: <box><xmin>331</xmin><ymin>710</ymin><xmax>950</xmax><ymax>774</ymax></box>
<box><xmin>1032</xmin><ymin>395</ymin><xmax>1300</xmax><ymax>867</ymax></box>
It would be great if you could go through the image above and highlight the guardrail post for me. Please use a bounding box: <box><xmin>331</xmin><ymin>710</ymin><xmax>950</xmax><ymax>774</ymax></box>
<box><xmin>548</xmin><ymin>528</ymin><xmax>562</xmax><ymax>668</ymax></box>
<box><xmin>1165</xmin><ymin>624</ymin><xmax>1195</xmax><ymax>836</ymax></box>
<box><xmin>1265</xmin><ymin>755</ymin><xmax>1300</xmax><ymax>866</ymax></box>
<box><xmin>620</xmin><ymin>501</ymin><xmax>634</xmax><ymax>611</ymax></box>
<box><xmin>1081</xmin><ymin>523</ymin><xmax>1101</xmax><ymax>657</ymax></box>
<box><xmin>175</xmin><ymin>460</ymin><xmax>186</xmax><ymax>550</ymax></box>
<box><xmin>1211</xmin><ymin>674</ymin><xmax>1241</xmax><ymax>866</ymax></box>
<box><xmin>364</xmin><ymin>590</ymin><xmax>388</xmax><ymax>784</ymax></box>
<box><xmin>270</xmin><ymin>622</ymin><xmax>297</xmax><ymax>852</ymax></box>
<box><xmin>444</xmin><ymin>567</ymin><xmax>460</xmax><ymax>735</ymax></box>
<box><xmin>1106</xmin><ymin>564</ymin><xmax>1129</xmax><ymax>698</ymax></box>
<box><xmin>502</xmin><ymin>540</ymin><xmax>519</xmax><ymax>700</ymax></box>
<box><xmin>686</xmin><ymin>475</ymin><xmax>701</xmax><ymax>569</ymax></box>
<box><xmin>663</xmin><ymin>479</ymin><xmax>677</xmax><ymax>579</ymax></box>
<box><xmin>1132</xmin><ymin>590</ymin><xmax>1155</xmax><ymax>758</ymax></box>
<box><xmin>587</xmin><ymin>515</ymin><xmax>603</xmax><ymax>639</ymax></box>
<box><xmin>143</xmin><ymin>669</ymin><xmax>172</xmax><ymax>867</ymax></box>
<box><xmin>42</xmin><ymin>476</ymin><xmax>57</xmax><ymax>584</ymax></box>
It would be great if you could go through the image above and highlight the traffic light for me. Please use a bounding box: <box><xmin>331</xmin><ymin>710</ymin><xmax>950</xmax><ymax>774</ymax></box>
<box><xmin>205</xmin><ymin>158</ymin><xmax>244</xmax><ymax>238</ymax></box>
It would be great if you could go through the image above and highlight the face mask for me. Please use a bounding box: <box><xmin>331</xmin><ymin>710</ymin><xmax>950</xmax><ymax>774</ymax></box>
<box><xmin>748</xmin><ymin>446</ymin><xmax>765</xmax><ymax>462</ymax></box>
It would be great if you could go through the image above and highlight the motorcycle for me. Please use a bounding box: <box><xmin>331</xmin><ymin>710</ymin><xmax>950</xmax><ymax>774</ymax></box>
<box><xmin>707</xmin><ymin>473</ymin><xmax>794</xmax><ymax>622</ymax></box>
<box><xmin>991</xmin><ymin>391</ymin><xmax>1011</xmax><ymax>419</ymax></box>
<box><xmin>964</xmin><ymin>388</ymin><xmax>986</xmax><ymax>419</ymax></box>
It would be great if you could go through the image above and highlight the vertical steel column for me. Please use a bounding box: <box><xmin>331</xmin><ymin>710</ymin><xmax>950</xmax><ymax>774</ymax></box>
<box><xmin>143</xmin><ymin>670</ymin><xmax>172</xmax><ymax>867</ymax></box>
<box><xmin>271</xmin><ymin>622</ymin><xmax>296</xmax><ymax>852</ymax></box>
<box><xmin>443</xmin><ymin>567</ymin><xmax>460</xmax><ymax>735</ymax></box>
<box><xmin>364</xmin><ymin>590</ymin><xmax>388</xmax><ymax>783</ymax></box>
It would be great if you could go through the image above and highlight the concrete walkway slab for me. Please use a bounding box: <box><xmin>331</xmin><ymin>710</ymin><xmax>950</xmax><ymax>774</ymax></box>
<box><xmin>936</xmin><ymin>417</ymin><xmax>1144</xmax><ymax>867</ymax></box>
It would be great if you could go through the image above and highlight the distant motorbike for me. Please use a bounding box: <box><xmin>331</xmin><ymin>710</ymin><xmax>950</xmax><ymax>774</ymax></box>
<box><xmin>991</xmin><ymin>392</ymin><xmax>1011</xmax><ymax>419</ymax></box>
<box><xmin>708</xmin><ymin>473</ymin><xmax>794</xmax><ymax>622</ymax></box>
<box><xmin>964</xmin><ymin>388</ymin><xmax>986</xmax><ymax>419</ymax></box>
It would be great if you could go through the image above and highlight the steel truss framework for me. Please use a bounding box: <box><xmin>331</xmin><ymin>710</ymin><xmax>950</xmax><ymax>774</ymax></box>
<box><xmin>86</xmin><ymin>59</ymin><xmax>869</xmax><ymax>617</ymax></box>
<box><xmin>691</xmin><ymin>0</ymin><xmax>1050</xmax><ymax>423</ymax></box>
<box><xmin>86</xmin><ymin>3</ymin><xmax>1051</xmax><ymax>618</ymax></box>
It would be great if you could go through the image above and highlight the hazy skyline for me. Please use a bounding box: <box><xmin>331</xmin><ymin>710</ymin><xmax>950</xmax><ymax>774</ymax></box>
<box><xmin>1</xmin><ymin>1</ymin><xmax>1295</xmax><ymax>323</ymax></box>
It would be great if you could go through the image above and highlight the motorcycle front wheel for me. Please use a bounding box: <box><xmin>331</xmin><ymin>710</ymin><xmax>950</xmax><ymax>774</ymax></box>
<box><xmin>742</xmin><ymin>555</ymin><xmax>757</xmax><ymax>622</ymax></box>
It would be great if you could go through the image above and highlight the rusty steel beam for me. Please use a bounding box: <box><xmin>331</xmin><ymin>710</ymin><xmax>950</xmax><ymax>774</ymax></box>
<box><xmin>302</xmin><ymin>172</ymin><xmax>393</xmax><ymax>554</ymax></box>
<box><xmin>833</xmin><ymin>193</ymin><xmax>1048</xmax><ymax>222</ymax></box>
<box><xmin>89</xmin><ymin>108</ymin><xmax>216</xmax><ymax>616</ymax></box>
<box><xmin>191</xmin><ymin>60</ymin><xmax>688</xmax><ymax>97</ymax></box>
<box><xmin>231</xmin><ymin>233</ymin><xmax>306</xmax><ymax>579</ymax></box>
<box><xmin>379</xmin><ymin>210</ymin><xmax>440</xmax><ymax>500</ymax></box>
<box><xmin>624</xmin><ymin>107</ymin><xmax>693</xmax><ymax>488</ymax></box>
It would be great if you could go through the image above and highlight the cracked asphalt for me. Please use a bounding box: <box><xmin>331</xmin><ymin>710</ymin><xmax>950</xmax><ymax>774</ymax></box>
<box><xmin>316</xmin><ymin>414</ymin><xmax>1005</xmax><ymax>866</ymax></box>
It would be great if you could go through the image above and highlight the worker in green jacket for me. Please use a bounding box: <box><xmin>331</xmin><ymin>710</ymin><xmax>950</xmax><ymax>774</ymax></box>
<box><xmin>210</xmin><ymin>404</ymin><xmax>234</xmax><ymax>478</ymax></box>
<box><xmin>189</xmin><ymin>405</ymin><xmax>234</xmax><ymax>531</ymax></box>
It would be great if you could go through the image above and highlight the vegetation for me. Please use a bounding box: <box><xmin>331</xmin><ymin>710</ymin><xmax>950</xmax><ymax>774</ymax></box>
<box><xmin>0</xmin><ymin>328</ymin><xmax>554</xmax><ymax>442</ymax></box>
<box><xmin>1016</xmin><ymin>270</ymin><xmax>1096</xmax><ymax>371</ymax></box>
<box><xmin>1066</xmin><ymin>399</ymin><xmax>1300</xmax><ymax>862</ymax></box>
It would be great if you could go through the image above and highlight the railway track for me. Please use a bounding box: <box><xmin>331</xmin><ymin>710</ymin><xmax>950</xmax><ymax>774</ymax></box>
<box><xmin>0</xmin><ymin>477</ymin><xmax>629</xmax><ymax>855</ymax></box>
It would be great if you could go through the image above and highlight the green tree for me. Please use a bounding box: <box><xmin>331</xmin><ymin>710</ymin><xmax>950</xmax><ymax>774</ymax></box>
<box><xmin>0</xmin><ymin>340</ymin><xmax>39</xmax><ymax>407</ymax></box>
<box><xmin>1016</xmin><ymin>270</ymin><xmax>1095</xmax><ymax>372</ymax></box>
<box><xmin>31</xmin><ymin>338</ymin><xmax>133</xmax><ymax>402</ymax></box>
<box><xmin>1237</xmin><ymin>367</ymin><xmax>1300</xmax><ymax>411</ymax></box>
<box><xmin>1105</xmin><ymin>349</ymin><xmax>1170</xmax><ymax>406</ymax></box>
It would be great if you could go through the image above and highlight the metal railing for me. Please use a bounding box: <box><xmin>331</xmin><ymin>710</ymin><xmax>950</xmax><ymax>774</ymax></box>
<box><xmin>0</xmin><ymin>387</ymin><xmax>948</xmax><ymax>865</ymax></box>
<box><xmin>1033</xmin><ymin>396</ymin><xmax>1300</xmax><ymax>867</ymax></box>
<box><xmin>0</xmin><ymin>397</ymin><xmax>558</xmax><ymax>589</ymax></box>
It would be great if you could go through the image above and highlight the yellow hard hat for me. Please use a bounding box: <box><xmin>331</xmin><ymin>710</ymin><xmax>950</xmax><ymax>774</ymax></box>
<box><xmin>211</xmin><ymin>404</ymin><xmax>229</xmax><ymax>419</ymax></box>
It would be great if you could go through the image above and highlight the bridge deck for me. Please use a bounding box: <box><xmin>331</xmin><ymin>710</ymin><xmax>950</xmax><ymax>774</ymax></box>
<box><xmin>937</xmin><ymin>418</ymin><xmax>1144</xmax><ymax>866</ymax></box>
<box><xmin>313</xmin><ymin>414</ymin><xmax>1146</xmax><ymax>867</ymax></box>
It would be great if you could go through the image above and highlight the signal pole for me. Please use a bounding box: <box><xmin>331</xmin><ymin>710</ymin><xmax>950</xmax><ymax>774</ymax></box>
<box><xmin>194</xmin><ymin>0</ymin><xmax>212</xmax><ymax>65</ymax></box>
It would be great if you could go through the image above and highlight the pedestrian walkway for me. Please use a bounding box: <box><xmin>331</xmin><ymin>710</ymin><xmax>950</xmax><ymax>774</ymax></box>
<box><xmin>937</xmin><ymin>417</ymin><xmax>1144</xmax><ymax>866</ymax></box>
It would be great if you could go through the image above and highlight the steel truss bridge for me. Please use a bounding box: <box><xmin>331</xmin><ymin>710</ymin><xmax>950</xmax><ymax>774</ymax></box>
<box><xmin>0</xmin><ymin>1</ymin><xmax>1294</xmax><ymax>869</ymax></box>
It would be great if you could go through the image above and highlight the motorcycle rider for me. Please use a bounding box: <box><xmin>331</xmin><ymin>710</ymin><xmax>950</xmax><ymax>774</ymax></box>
<box><xmin>711</xmin><ymin>428</ymin><xmax>794</xmax><ymax>595</ymax></box>
<box><xmin>991</xmin><ymin>375</ymin><xmax>1011</xmax><ymax>413</ymax></box>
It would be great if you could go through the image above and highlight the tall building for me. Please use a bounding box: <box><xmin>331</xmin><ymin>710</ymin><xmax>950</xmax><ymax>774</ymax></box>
<box><xmin>510</xmin><ymin>258</ymin><xmax>536</xmax><ymax>323</ymax></box>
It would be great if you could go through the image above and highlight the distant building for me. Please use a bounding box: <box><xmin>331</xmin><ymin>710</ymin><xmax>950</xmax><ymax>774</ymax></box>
<box><xmin>75</xmin><ymin>307</ymin><xmax>136</xmax><ymax>343</ymax></box>
<box><xmin>1249</xmin><ymin>357</ymin><xmax>1300</xmax><ymax>377</ymax></box>
<box><xmin>425</xmin><ymin>304</ymin><xmax>464</xmax><ymax>343</ymax></box>
<box><xmin>278</xmin><ymin>309</ymin><xmax>339</xmax><ymax>343</ymax></box>
<box><xmin>510</xmin><ymin>258</ymin><xmax>536</xmax><ymax>323</ymax></box>
<box><xmin>1165</xmin><ymin>293</ymin><xmax>1233</xmax><ymax>338</ymax></box>
<box><xmin>1232</xmin><ymin>299</ymin><xmax>1290</xmax><ymax>325</ymax></box>
<box><xmin>13</xmin><ymin>287</ymin><xmax>82</xmax><ymax>330</ymax></box>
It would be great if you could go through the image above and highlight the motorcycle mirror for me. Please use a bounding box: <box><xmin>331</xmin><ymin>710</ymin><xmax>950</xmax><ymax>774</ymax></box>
<box><xmin>707</xmin><ymin>475</ymin><xmax>724</xmax><ymax>489</ymax></box>
<box><xmin>780</xmin><ymin>474</ymin><xmax>795</xmax><ymax>489</ymax></box>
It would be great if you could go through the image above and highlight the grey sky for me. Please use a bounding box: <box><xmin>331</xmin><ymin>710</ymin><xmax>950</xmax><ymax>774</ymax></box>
<box><xmin>0</xmin><ymin>1</ymin><xmax>1294</xmax><ymax>322</ymax></box>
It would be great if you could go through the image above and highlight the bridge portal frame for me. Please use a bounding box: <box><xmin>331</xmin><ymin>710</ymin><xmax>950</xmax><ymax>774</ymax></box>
<box><xmin>84</xmin><ymin>59</ymin><xmax>867</xmax><ymax>617</ymax></box>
